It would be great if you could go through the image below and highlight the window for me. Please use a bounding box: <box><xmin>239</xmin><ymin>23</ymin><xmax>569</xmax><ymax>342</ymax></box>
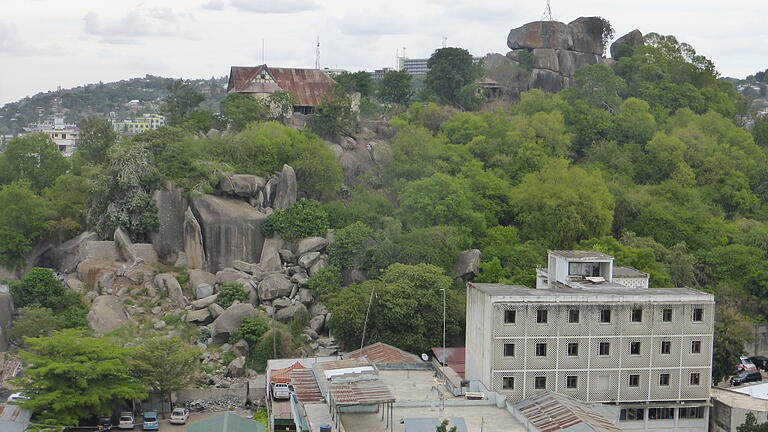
<box><xmin>504</xmin><ymin>343</ymin><xmax>515</xmax><ymax>357</ymax></box>
<box><xmin>536</xmin><ymin>309</ymin><xmax>548</xmax><ymax>323</ymax></box>
<box><xmin>600</xmin><ymin>309</ymin><xmax>612</xmax><ymax>323</ymax></box>
<box><xmin>566</xmin><ymin>343</ymin><xmax>579</xmax><ymax>356</ymax></box>
<box><xmin>535</xmin><ymin>343</ymin><xmax>547</xmax><ymax>357</ymax></box>
<box><xmin>534</xmin><ymin>376</ymin><xmax>546</xmax><ymax>389</ymax></box>
<box><xmin>662</xmin><ymin>308</ymin><xmax>673</xmax><ymax>322</ymax></box>
<box><xmin>620</xmin><ymin>408</ymin><xmax>644</xmax><ymax>421</ymax></box>
<box><xmin>504</xmin><ymin>309</ymin><xmax>516</xmax><ymax>324</ymax></box>
<box><xmin>691</xmin><ymin>340</ymin><xmax>701</xmax><ymax>354</ymax></box>
<box><xmin>631</xmin><ymin>309</ymin><xmax>643</xmax><ymax>322</ymax></box>
<box><xmin>630</xmin><ymin>341</ymin><xmax>641</xmax><ymax>355</ymax></box>
<box><xmin>659</xmin><ymin>373</ymin><xmax>670</xmax><ymax>386</ymax></box>
<box><xmin>679</xmin><ymin>407</ymin><xmax>704</xmax><ymax>419</ymax></box>
<box><xmin>502</xmin><ymin>376</ymin><xmax>514</xmax><ymax>390</ymax></box>
<box><xmin>690</xmin><ymin>373</ymin><xmax>701</xmax><ymax>385</ymax></box>
<box><xmin>568</xmin><ymin>309</ymin><xmax>580</xmax><ymax>323</ymax></box>
<box><xmin>693</xmin><ymin>308</ymin><xmax>703</xmax><ymax>322</ymax></box>
<box><xmin>566</xmin><ymin>375</ymin><xmax>578</xmax><ymax>389</ymax></box>
<box><xmin>648</xmin><ymin>407</ymin><xmax>675</xmax><ymax>420</ymax></box>
<box><xmin>629</xmin><ymin>374</ymin><xmax>640</xmax><ymax>387</ymax></box>
<box><xmin>599</xmin><ymin>342</ymin><xmax>610</xmax><ymax>356</ymax></box>
<box><xmin>568</xmin><ymin>262</ymin><xmax>600</xmax><ymax>277</ymax></box>
<box><xmin>660</xmin><ymin>341</ymin><xmax>671</xmax><ymax>355</ymax></box>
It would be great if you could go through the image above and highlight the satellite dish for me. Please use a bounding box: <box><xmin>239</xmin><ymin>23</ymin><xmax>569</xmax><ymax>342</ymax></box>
<box><xmin>421</xmin><ymin>353</ymin><xmax>429</xmax><ymax>362</ymax></box>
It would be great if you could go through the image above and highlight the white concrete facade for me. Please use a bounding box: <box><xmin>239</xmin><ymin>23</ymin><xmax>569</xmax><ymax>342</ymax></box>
<box><xmin>466</xmin><ymin>250</ymin><xmax>714</xmax><ymax>432</ymax></box>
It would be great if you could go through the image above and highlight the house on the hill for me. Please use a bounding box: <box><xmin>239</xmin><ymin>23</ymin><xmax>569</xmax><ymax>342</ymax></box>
<box><xmin>227</xmin><ymin>65</ymin><xmax>336</xmax><ymax>115</ymax></box>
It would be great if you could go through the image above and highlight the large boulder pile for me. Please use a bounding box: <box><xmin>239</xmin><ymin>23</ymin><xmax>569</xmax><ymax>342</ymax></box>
<box><xmin>496</xmin><ymin>18</ymin><xmax>643</xmax><ymax>94</ymax></box>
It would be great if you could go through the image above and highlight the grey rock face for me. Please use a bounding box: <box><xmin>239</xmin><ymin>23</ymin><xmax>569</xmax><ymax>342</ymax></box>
<box><xmin>219</xmin><ymin>174</ymin><xmax>266</xmax><ymax>198</ymax></box>
<box><xmin>150</xmin><ymin>182</ymin><xmax>188</xmax><ymax>265</ymax></box>
<box><xmin>610</xmin><ymin>29</ymin><xmax>644</xmax><ymax>59</ymax></box>
<box><xmin>189</xmin><ymin>269</ymin><xmax>216</xmax><ymax>291</ymax></box>
<box><xmin>155</xmin><ymin>273</ymin><xmax>186</xmax><ymax>306</ymax></box>
<box><xmin>87</xmin><ymin>295</ymin><xmax>132</xmax><ymax>334</ymax></box>
<box><xmin>187</xmin><ymin>308</ymin><xmax>213</xmax><ymax>325</ymax></box>
<box><xmin>298</xmin><ymin>288</ymin><xmax>314</xmax><ymax>305</ymax></box>
<box><xmin>272</xmin><ymin>165</ymin><xmax>297</xmax><ymax>210</ymax></box>
<box><xmin>455</xmin><ymin>249</ymin><xmax>482</xmax><ymax>279</ymax></box>
<box><xmin>233</xmin><ymin>339</ymin><xmax>250</xmax><ymax>358</ymax></box>
<box><xmin>36</xmin><ymin>231</ymin><xmax>98</xmax><ymax>274</ymax></box>
<box><xmin>190</xmin><ymin>194</ymin><xmax>267</xmax><ymax>273</ymax></box>
<box><xmin>211</xmin><ymin>302</ymin><xmax>259</xmax><ymax>343</ymax></box>
<box><xmin>298</xmin><ymin>252</ymin><xmax>321</xmax><ymax>269</ymax></box>
<box><xmin>275</xmin><ymin>303</ymin><xmax>308</xmax><ymax>323</ymax></box>
<box><xmin>216</xmin><ymin>268</ymin><xmax>248</xmax><ymax>285</ymax></box>
<box><xmin>226</xmin><ymin>356</ymin><xmax>246</xmax><ymax>377</ymax></box>
<box><xmin>259</xmin><ymin>236</ymin><xmax>284</xmax><ymax>272</ymax></box>
<box><xmin>567</xmin><ymin>17</ymin><xmax>605</xmax><ymax>55</ymax></box>
<box><xmin>309</xmin><ymin>314</ymin><xmax>325</xmax><ymax>334</ymax></box>
<box><xmin>296</xmin><ymin>237</ymin><xmax>329</xmax><ymax>256</ymax></box>
<box><xmin>208</xmin><ymin>303</ymin><xmax>225</xmax><ymax>319</ymax></box>
<box><xmin>0</xmin><ymin>293</ymin><xmax>14</xmax><ymax>352</ymax></box>
<box><xmin>196</xmin><ymin>283</ymin><xmax>214</xmax><ymax>300</ymax></box>
<box><xmin>114</xmin><ymin>227</ymin><xmax>138</xmax><ymax>263</ymax></box>
<box><xmin>272</xmin><ymin>297</ymin><xmax>292</xmax><ymax>309</ymax></box>
<box><xmin>192</xmin><ymin>294</ymin><xmax>218</xmax><ymax>310</ymax></box>
<box><xmin>508</xmin><ymin>20</ymin><xmax>571</xmax><ymax>50</ymax></box>
<box><xmin>258</xmin><ymin>274</ymin><xmax>293</xmax><ymax>301</ymax></box>
<box><xmin>184</xmin><ymin>207</ymin><xmax>206</xmax><ymax>270</ymax></box>
<box><xmin>308</xmin><ymin>258</ymin><xmax>328</xmax><ymax>276</ymax></box>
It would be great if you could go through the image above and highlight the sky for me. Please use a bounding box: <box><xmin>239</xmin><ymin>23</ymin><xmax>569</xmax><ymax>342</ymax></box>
<box><xmin>1</xmin><ymin>0</ymin><xmax>766</xmax><ymax>105</ymax></box>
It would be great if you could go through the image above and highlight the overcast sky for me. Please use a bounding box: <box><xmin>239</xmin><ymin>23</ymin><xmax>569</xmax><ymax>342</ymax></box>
<box><xmin>1</xmin><ymin>0</ymin><xmax>765</xmax><ymax>105</ymax></box>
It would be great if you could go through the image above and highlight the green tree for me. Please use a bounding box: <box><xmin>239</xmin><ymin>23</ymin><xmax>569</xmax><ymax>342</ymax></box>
<box><xmin>268</xmin><ymin>91</ymin><xmax>299</xmax><ymax>122</ymax></box>
<box><xmin>14</xmin><ymin>329</ymin><xmax>147</xmax><ymax>426</ymax></box>
<box><xmin>713</xmin><ymin>307</ymin><xmax>750</xmax><ymax>385</ymax></box>
<box><xmin>183</xmin><ymin>109</ymin><xmax>223</xmax><ymax>134</ymax></box>
<box><xmin>327</xmin><ymin>263</ymin><xmax>463</xmax><ymax>353</ymax></box>
<box><xmin>8</xmin><ymin>307</ymin><xmax>61</xmax><ymax>346</ymax></box>
<box><xmin>261</xmin><ymin>199</ymin><xmax>330</xmax><ymax>239</ymax></box>
<box><xmin>76</xmin><ymin>117</ymin><xmax>119</xmax><ymax>165</ymax></box>
<box><xmin>376</xmin><ymin>70</ymin><xmax>413</xmax><ymax>105</ymax></box>
<box><xmin>10</xmin><ymin>268</ymin><xmax>66</xmax><ymax>309</ymax></box>
<box><xmin>0</xmin><ymin>134</ymin><xmax>69</xmax><ymax>191</ymax></box>
<box><xmin>308</xmin><ymin>265</ymin><xmax>343</xmax><ymax>302</ymax></box>
<box><xmin>130</xmin><ymin>337</ymin><xmax>201</xmax><ymax>419</ymax></box>
<box><xmin>335</xmin><ymin>71</ymin><xmax>374</xmax><ymax>98</ymax></box>
<box><xmin>425</xmin><ymin>47</ymin><xmax>482</xmax><ymax>106</ymax></box>
<box><xmin>160</xmin><ymin>80</ymin><xmax>205</xmax><ymax>126</ymax></box>
<box><xmin>436</xmin><ymin>419</ymin><xmax>458</xmax><ymax>432</ymax></box>
<box><xmin>510</xmin><ymin>159</ymin><xmax>615</xmax><ymax>247</ymax></box>
<box><xmin>752</xmin><ymin>116</ymin><xmax>768</xmax><ymax>148</ymax></box>
<box><xmin>220</xmin><ymin>93</ymin><xmax>269</xmax><ymax>132</ymax></box>
<box><xmin>738</xmin><ymin>412</ymin><xmax>768</xmax><ymax>432</ymax></box>
<box><xmin>86</xmin><ymin>143</ymin><xmax>160</xmax><ymax>240</ymax></box>
<box><xmin>216</xmin><ymin>283</ymin><xmax>249</xmax><ymax>309</ymax></box>
<box><xmin>328</xmin><ymin>222</ymin><xmax>376</xmax><ymax>272</ymax></box>
<box><xmin>230</xmin><ymin>317</ymin><xmax>270</xmax><ymax>347</ymax></box>
<box><xmin>0</xmin><ymin>182</ymin><xmax>47</xmax><ymax>268</ymax></box>
<box><xmin>571</xmin><ymin>64</ymin><xmax>627</xmax><ymax>113</ymax></box>
<box><xmin>43</xmin><ymin>174</ymin><xmax>90</xmax><ymax>227</ymax></box>
<box><xmin>400</xmin><ymin>173</ymin><xmax>487</xmax><ymax>235</ymax></box>
<box><xmin>309</xmin><ymin>86</ymin><xmax>357</xmax><ymax>139</ymax></box>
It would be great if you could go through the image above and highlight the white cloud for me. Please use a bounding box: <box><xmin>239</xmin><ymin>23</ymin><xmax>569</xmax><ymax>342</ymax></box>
<box><xmin>202</xmin><ymin>0</ymin><xmax>226</xmax><ymax>11</ymax></box>
<box><xmin>229</xmin><ymin>0</ymin><xmax>321</xmax><ymax>14</ymax></box>
<box><xmin>337</xmin><ymin>10</ymin><xmax>415</xmax><ymax>36</ymax></box>
<box><xmin>84</xmin><ymin>8</ymin><xmax>195</xmax><ymax>43</ymax></box>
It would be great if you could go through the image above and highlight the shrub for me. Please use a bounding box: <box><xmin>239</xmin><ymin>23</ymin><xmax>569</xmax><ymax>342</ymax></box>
<box><xmin>308</xmin><ymin>265</ymin><xmax>343</xmax><ymax>301</ymax></box>
<box><xmin>261</xmin><ymin>199</ymin><xmax>329</xmax><ymax>239</ymax></box>
<box><xmin>229</xmin><ymin>317</ymin><xmax>270</xmax><ymax>347</ymax></box>
<box><xmin>290</xmin><ymin>307</ymin><xmax>310</xmax><ymax>338</ymax></box>
<box><xmin>217</xmin><ymin>283</ymin><xmax>248</xmax><ymax>309</ymax></box>
<box><xmin>10</xmin><ymin>268</ymin><xmax>65</xmax><ymax>310</ymax></box>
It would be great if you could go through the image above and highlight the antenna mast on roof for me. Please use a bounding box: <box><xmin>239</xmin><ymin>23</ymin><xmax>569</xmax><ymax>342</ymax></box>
<box><xmin>543</xmin><ymin>0</ymin><xmax>554</xmax><ymax>21</ymax></box>
<box><xmin>442</xmin><ymin>36</ymin><xmax>447</xmax><ymax>48</ymax></box>
<box><xmin>315</xmin><ymin>36</ymin><xmax>320</xmax><ymax>70</ymax></box>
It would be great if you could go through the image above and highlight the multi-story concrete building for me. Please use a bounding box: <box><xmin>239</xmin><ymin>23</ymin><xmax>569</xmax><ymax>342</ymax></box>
<box><xmin>466</xmin><ymin>250</ymin><xmax>714</xmax><ymax>432</ymax></box>
<box><xmin>113</xmin><ymin>114</ymin><xmax>166</xmax><ymax>135</ymax></box>
<box><xmin>398</xmin><ymin>56</ymin><xmax>484</xmax><ymax>76</ymax></box>
<box><xmin>23</xmin><ymin>117</ymin><xmax>79</xmax><ymax>157</ymax></box>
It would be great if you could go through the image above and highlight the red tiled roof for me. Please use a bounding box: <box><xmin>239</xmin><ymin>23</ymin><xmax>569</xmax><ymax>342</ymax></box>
<box><xmin>346</xmin><ymin>342</ymin><xmax>422</xmax><ymax>365</ymax></box>
<box><xmin>227</xmin><ymin>65</ymin><xmax>336</xmax><ymax>107</ymax></box>
<box><xmin>514</xmin><ymin>391</ymin><xmax>623</xmax><ymax>432</ymax></box>
<box><xmin>431</xmin><ymin>347</ymin><xmax>466</xmax><ymax>379</ymax></box>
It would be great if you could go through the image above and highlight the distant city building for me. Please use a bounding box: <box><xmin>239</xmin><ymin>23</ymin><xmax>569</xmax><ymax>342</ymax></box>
<box><xmin>398</xmin><ymin>56</ymin><xmax>483</xmax><ymax>76</ymax></box>
<box><xmin>321</xmin><ymin>67</ymin><xmax>349</xmax><ymax>77</ymax></box>
<box><xmin>113</xmin><ymin>114</ymin><xmax>166</xmax><ymax>135</ymax></box>
<box><xmin>23</xmin><ymin>117</ymin><xmax>79</xmax><ymax>157</ymax></box>
<box><xmin>466</xmin><ymin>249</ymin><xmax>714</xmax><ymax>432</ymax></box>
<box><xmin>372</xmin><ymin>68</ymin><xmax>395</xmax><ymax>81</ymax></box>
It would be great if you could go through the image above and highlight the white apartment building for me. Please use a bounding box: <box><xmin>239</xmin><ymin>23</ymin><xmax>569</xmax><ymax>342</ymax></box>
<box><xmin>24</xmin><ymin>117</ymin><xmax>79</xmax><ymax>157</ymax></box>
<box><xmin>398</xmin><ymin>56</ymin><xmax>484</xmax><ymax>76</ymax></box>
<box><xmin>466</xmin><ymin>250</ymin><xmax>714</xmax><ymax>432</ymax></box>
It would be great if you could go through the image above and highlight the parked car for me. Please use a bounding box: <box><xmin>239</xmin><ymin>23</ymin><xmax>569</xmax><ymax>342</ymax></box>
<box><xmin>98</xmin><ymin>417</ymin><xmax>113</xmax><ymax>432</ymax></box>
<box><xmin>7</xmin><ymin>392</ymin><xmax>29</xmax><ymax>403</ymax></box>
<box><xmin>169</xmin><ymin>408</ymin><xmax>189</xmax><ymax>425</ymax></box>
<box><xmin>142</xmin><ymin>412</ymin><xmax>159</xmax><ymax>431</ymax></box>
<box><xmin>738</xmin><ymin>356</ymin><xmax>758</xmax><ymax>372</ymax></box>
<box><xmin>118</xmin><ymin>412</ymin><xmax>134</xmax><ymax>430</ymax></box>
<box><xmin>271</xmin><ymin>382</ymin><xmax>291</xmax><ymax>400</ymax></box>
<box><xmin>731</xmin><ymin>370</ymin><xmax>763</xmax><ymax>386</ymax></box>
<box><xmin>750</xmin><ymin>356</ymin><xmax>768</xmax><ymax>371</ymax></box>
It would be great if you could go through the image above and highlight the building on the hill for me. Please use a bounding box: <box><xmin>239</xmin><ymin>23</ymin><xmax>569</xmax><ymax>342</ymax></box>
<box><xmin>372</xmin><ymin>68</ymin><xmax>394</xmax><ymax>81</ymax></box>
<box><xmin>227</xmin><ymin>65</ymin><xmax>337</xmax><ymax>115</ymax></box>
<box><xmin>23</xmin><ymin>117</ymin><xmax>79</xmax><ymax>157</ymax></box>
<box><xmin>465</xmin><ymin>250</ymin><xmax>714</xmax><ymax>432</ymax></box>
<box><xmin>398</xmin><ymin>56</ymin><xmax>483</xmax><ymax>76</ymax></box>
<box><xmin>112</xmin><ymin>114</ymin><xmax>166</xmax><ymax>135</ymax></box>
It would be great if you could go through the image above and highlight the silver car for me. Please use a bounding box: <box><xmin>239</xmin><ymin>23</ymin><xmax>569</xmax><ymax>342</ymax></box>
<box><xmin>169</xmin><ymin>408</ymin><xmax>189</xmax><ymax>425</ymax></box>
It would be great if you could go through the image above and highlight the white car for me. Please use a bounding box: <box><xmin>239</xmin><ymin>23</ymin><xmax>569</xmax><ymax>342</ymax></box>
<box><xmin>7</xmin><ymin>392</ymin><xmax>29</xmax><ymax>403</ymax></box>
<box><xmin>271</xmin><ymin>382</ymin><xmax>290</xmax><ymax>400</ymax></box>
<box><xmin>169</xmin><ymin>408</ymin><xmax>189</xmax><ymax>425</ymax></box>
<box><xmin>118</xmin><ymin>412</ymin><xmax>134</xmax><ymax>430</ymax></box>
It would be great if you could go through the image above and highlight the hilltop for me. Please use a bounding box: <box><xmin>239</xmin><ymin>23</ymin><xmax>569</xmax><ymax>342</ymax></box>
<box><xmin>0</xmin><ymin>75</ymin><xmax>229</xmax><ymax>134</ymax></box>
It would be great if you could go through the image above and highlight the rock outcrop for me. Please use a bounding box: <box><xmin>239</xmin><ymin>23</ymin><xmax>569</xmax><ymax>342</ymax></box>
<box><xmin>87</xmin><ymin>295</ymin><xmax>132</xmax><ymax>333</ymax></box>
<box><xmin>219</xmin><ymin>174</ymin><xmax>266</xmax><ymax>199</ymax></box>
<box><xmin>0</xmin><ymin>292</ymin><xmax>14</xmax><ymax>352</ymax></box>
<box><xmin>610</xmin><ymin>29</ymin><xmax>644</xmax><ymax>59</ymax></box>
<box><xmin>211</xmin><ymin>302</ymin><xmax>260</xmax><ymax>343</ymax></box>
<box><xmin>184</xmin><ymin>207</ymin><xmax>206</xmax><ymax>270</ymax></box>
<box><xmin>150</xmin><ymin>182</ymin><xmax>188</xmax><ymax>264</ymax></box>
<box><xmin>501</xmin><ymin>17</ymin><xmax>617</xmax><ymax>93</ymax></box>
<box><xmin>36</xmin><ymin>231</ymin><xmax>98</xmax><ymax>273</ymax></box>
<box><xmin>190</xmin><ymin>195</ymin><xmax>267</xmax><ymax>273</ymax></box>
<box><xmin>455</xmin><ymin>249</ymin><xmax>481</xmax><ymax>280</ymax></box>
<box><xmin>272</xmin><ymin>165</ymin><xmax>297</xmax><ymax>210</ymax></box>
<box><xmin>114</xmin><ymin>227</ymin><xmax>139</xmax><ymax>263</ymax></box>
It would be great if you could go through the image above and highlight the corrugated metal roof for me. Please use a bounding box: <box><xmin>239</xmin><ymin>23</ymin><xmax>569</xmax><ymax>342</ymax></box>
<box><xmin>345</xmin><ymin>342</ymin><xmax>422</xmax><ymax>364</ymax></box>
<box><xmin>328</xmin><ymin>379</ymin><xmax>396</xmax><ymax>406</ymax></box>
<box><xmin>514</xmin><ymin>391</ymin><xmax>623</xmax><ymax>432</ymax></box>
<box><xmin>0</xmin><ymin>404</ymin><xmax>31</xmax><ymax>432</ymax></box>
<box><xmin>271</xmin><ymin>361</ymin><xmax>304</xmax><ymax>384</ymax></box>
<box><xmin>188</xmin><ymin>412</ymin><xmax>266</xmax><ymax>432</ymax></box>
<box><xmin>227</xmin><ymin>65</ymin><xmax>336</xmax><ymax>107</ymax></box>
<box><xmin>290</xmin><ymin>368</ymin><xmax>324</xmax><ymax>403</ymax></box>
<box><xmin>431</xmin><ymin>347</ymin><xmax>466</xmax><ymax>379</ymax></box>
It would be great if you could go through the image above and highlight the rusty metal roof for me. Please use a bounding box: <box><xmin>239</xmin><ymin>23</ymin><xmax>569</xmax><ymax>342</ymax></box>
<box><xmin>271</xmin><ymin>361</ymin><xmax>304</xmax><ymax>384</ymax></box>
<box><xmin>0</xmin><ymin>405</ymin><xmax>31</xmax><ymax>432</ymax></box>
<box><xmin>514</xmin><ymin>391</ymin><xmax>623</xmax><ymax>432</ymax></box>
<box><xmin>328</xmin><ymin>379</ymin><xmax>396</xmax><ymax>406</ymax></box>
<box><xmin>227</xmin><ymin>65</ymin><xmax>335</xmax><ymax>106</ymax></box>
<box><xmin>345</xmin><ymin>342</ymin><xmax>422</xmax><ymax>365</ymax></box>
<box><xmin>313</xmin><ymin>357</ymin><xmax>372</xmax><ymax>374</ymax></box>
<box><xmin>431</xmin><ymin>347</ymin><xmax>466</xmax><ymax>379</ymax></box>
<box><xmin>290</xmin><ymin>368</ymin><xmax>324</xmax><ymax>403</ymax></box>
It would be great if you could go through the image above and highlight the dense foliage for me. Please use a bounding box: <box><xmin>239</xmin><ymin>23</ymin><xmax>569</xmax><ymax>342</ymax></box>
<box><xmin>216</xmin><ymin>282</ymin><xmax>249</xmax><ymax>309</ymax></box>
<box><xmin>261</xmin><ymin>199</ymin><xmax>330</xmax><ymax>239</ymax></box>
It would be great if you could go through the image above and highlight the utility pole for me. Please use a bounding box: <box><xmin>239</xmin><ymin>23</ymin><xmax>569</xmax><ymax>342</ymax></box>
<box><xmin>360</xmin><ymin>286</ymin><xmax>376</xmax><ymax>351</ymax></box>
<box><xmin>315</xmin><ymin>36</ymin><xmax>320</xmax><ymax>69</ymax></box>
<box><xmin>440</xmin><ymin>288</ymin><xmax>446</xmax><ymax>413</ymax></box>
